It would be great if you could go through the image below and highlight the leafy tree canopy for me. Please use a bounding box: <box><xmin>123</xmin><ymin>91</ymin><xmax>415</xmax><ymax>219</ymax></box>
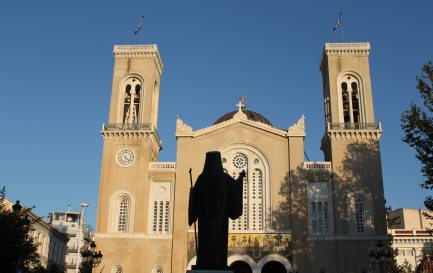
<box><xmin>401</xmin><ymin>61</ymin><xmax>433</xmax><ymax>212</ymax></box>
<box><xmin>0</xmin><ymin>187</ymin><xmax>66</xmax><ymax>273</ymax></box>
<box><xmin>0</xmin><ymin>187</ymin><xmax>43</xmax><ymax>272</ymax></box>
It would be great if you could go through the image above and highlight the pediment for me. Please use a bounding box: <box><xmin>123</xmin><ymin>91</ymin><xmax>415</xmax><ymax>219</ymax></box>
<box><xmin>176</xmin><ymin>113</ymin><xmax>305</xmax><ymax>138</ymax></box>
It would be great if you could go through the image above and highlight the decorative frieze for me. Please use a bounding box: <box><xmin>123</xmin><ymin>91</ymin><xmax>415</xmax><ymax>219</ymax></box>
<box><xmin>149</xmin><ymin>162</ymin><xmax>176</xmax><ymax>172</ymax></box>
<box><xmin>287</xmin><ymin>115</ymin><xmax>306</xmax><ymax>136</ymax></box>
<box><xmin>326</xmin><ymin>130</ymin><xmax>382</xmax><ymax>141</ymax></box>
<box><xmin>324</xmin><ymin>43</ymin><xmax>370</xmax><ymax>56</ymax></box>
<box><xmin>303</xmin><ymin>161</ymin><xmax>332</xmax><ymax>182</ymax></box>
<box><xmin>113</xmin><ymin>44</ymin><xmax>163</xmax><ymax>74</ymax></box>
<box><xmin>175</xmin><ymin>117</ymin><xmax>193</xmax><ymax>135</ymax></box>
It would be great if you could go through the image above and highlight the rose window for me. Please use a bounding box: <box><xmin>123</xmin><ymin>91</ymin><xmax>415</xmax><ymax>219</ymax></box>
<box><xmin>232</xmin><ymin>154</ymin><xmax>247</xmax><ymax>168</ymax></box>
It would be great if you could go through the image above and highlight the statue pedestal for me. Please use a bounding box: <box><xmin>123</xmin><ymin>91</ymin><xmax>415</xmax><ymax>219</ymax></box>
<box><xmin>187</xmin><ymin>270</ymin><xmax>233</xmax><ymax>273</ymax></box>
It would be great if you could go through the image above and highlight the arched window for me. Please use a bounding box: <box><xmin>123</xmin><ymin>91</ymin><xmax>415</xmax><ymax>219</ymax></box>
<box><xmin>351</xmin><ymin>82</ymin><xmax>360</xmax><ymax>124</ymax></box>
<box><xmin>341</xmin><ymin>82</ymin><xmax>350</xmax><ymax>124</ymax></box>
<box><xmin>338</xmin><ymin>74</ymin><xmax>363</xmax><ymax>127</ymax></box>
<box><xmin>221</xmin><ymin>146</ymin><xmax>270</xmax><ymax>232</ymax></box>
<box><xmin>122</xmin><ymin>78</ymin><xmax>142</xmax><ymax>127</ymax></box>
<box><xmin>113</xmin><ymin>265</ymin><xmax>123</xmax><ymax>273</ymax></box>
<box><xmin>347</xmin><ymin>192</ymin><xmax>373</xmax><ymax>234</ymax></box>
<box><xmin>117</xmin><ymin>197</ymin><xmax>129</xmax><ymax>233</ymax></box>
<box><xmin>251</xmin><ymin>169</ymin><xmax>263</xmax><ymax>230</ymax></box>
<box><xmin>152</xmin><ymin>267</ymin><xmax>163</xmax><ymax>273</ymax></box>
<box><xmin>355</xmin><ymin>196</ymin><xmax>366</xmax><ymax>233</ymax></box>
<box><xmin>230</xmin><ymin>153</ymin><xmax>249</xmax><ymax>231</ymax></box>
<box><xmin>152</xmin><ymin>80</ymin><xmax>159</xmax><ymax>127</ymax></box>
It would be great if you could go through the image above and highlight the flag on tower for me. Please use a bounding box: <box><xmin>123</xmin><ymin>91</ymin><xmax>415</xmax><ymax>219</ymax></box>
<box><xmin>134</xmin><ymin>16</ymin><xmax>144</xmax><ymax>35</ymax></box>
<box><xmin>332</xmin><ymin>13</ymin><xmax>343</xmax><ymax>35</ymax></box>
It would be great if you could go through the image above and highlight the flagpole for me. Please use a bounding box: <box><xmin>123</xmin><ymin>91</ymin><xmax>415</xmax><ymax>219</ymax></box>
<box><xmin>341</xmin><ymin>13</ymin><xmax>344</xmax><ymax>42</ymax></box>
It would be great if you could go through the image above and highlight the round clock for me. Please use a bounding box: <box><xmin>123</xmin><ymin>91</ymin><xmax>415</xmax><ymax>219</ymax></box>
<box><xmin>116</xmin><ymin>149</ymin><xmax>135</xmax><ymax>167</ymax></box>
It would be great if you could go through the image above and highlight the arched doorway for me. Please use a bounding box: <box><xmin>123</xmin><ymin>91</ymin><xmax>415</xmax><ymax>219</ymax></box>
<box><xmin>229</xmin><ymin>260</ymin><xmax>253</xmax><ymax>273</ymax></box>
<box><xmin>261</xmin><ymin>261</ymin><xmax>287</xmax><ymax>273</ymax></box>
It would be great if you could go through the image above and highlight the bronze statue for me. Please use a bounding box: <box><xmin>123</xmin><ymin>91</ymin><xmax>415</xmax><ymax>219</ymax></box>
<box><xmin>189</xmin><ymin>151</ymin><xmax>245</xmax><ymax>270</ymax></box>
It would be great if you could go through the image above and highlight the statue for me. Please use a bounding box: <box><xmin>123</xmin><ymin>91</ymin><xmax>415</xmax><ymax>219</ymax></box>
<box><xmin>189</xmin><ymin>151</ymin><xmax>245</xmax><ymax>270</ymax></box>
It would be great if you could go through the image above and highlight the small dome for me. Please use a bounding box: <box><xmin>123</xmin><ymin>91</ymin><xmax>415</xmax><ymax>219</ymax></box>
<box><xmin>417</xmin><ymin>257</ymin><xmax>433</xmax><ymax>273</ymax></box>
<box><xmin>213</xmin><ymin>110</ymin><xmax>273</xmax><ymax>126</ymax></box>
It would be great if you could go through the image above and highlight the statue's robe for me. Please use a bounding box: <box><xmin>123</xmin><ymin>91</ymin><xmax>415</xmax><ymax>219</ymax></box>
<box><xmin>189</xmin><ymin>151</ymin><xmax>244</xmax><ymax>270</ymax></box>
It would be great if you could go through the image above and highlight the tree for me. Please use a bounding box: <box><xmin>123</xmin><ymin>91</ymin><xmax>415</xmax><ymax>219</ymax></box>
<box><xmin>399</xmin><ymin>260</ymin><xmax>414</xmax><ymax>273</ymax></box>
<box><xmin>0</xmin><ymin>187</ymin><xmax>43</xmax><ymax>272</ymax></box>
<box><xmin>401</xmin><ymin>61</ymin><xmax>433</xmax><ymax>216</ymax></box>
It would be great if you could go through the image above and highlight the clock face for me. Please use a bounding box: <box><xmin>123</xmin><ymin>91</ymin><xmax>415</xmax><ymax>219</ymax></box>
<box><xmin>116</xmin><ymin>149</ymin><xmax>135</xmax><ymax>167</ymax></box>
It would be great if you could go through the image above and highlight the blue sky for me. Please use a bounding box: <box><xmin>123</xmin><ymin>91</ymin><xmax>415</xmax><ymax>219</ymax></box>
<box><xmin>1</xmin><ymin>1</ymin><xmax>432</xmax><ymax>227</ymax></box>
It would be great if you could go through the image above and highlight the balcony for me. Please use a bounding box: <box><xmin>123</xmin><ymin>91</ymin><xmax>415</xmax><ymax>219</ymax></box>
<box><xmin>324</xmin><ymin>122</ymin><xmax>383</xmax><ymax>141</ymax></box>
<box><xmin>149</xmin><ymin>162</ymin><xmax>176</xmax><ymax>172</ymax></box>
<box><xmin>303</xmin><ymin>161</ymin><xmax>332</xmax><ymax>170</ymax></box>
<box><xmin>327</xmin><ymin>122</ymin><xmax>382</xmax><ymax>131</ymax></box>
<box><xmin>303</xmin><ymin>161</ymin><xmax>332</xmax><ymax>182</ymax></box>
<box><xmin>101</xmin><ymin>123</ymin><xmax>161</xmax><ymax>148</ymax></box>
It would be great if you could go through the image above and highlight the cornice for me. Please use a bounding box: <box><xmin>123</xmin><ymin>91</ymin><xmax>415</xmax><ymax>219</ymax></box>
<box><xmin>113</xmin><ymin>44</ymin><xmax>163</xmax><ymax>75</ymax></box>
<box><xmin>287</xmin><ymin>115</ymin><xmax>306</xmax><ymax>137</ymax></box>
<box><xmin>325</xmin><ymin>129</ymin><xmax>382</xmax><ymax>141</ymax></box>
<box><xmin>176</xmin><ymin>114</ymin><xmax>306</xmax><ymax>138</ymax></box>
<box><xmin>320</xmin><ymin>42</ymin><xmax>370</xmax><ymax>68</ymax></box>
<box><xmin>101</xmin><ymin>130</ymin><xmax>162</xmax><ymax>151</ymax></box>
<box><xmin>95</xmin><ymin>232</ymin><xmax>172</xmax><ymax>240</ymax></box>
<box><xmin>324</xmin><ymin>42</ymin><xmax>370</xmax><ymax>56</ymax></box>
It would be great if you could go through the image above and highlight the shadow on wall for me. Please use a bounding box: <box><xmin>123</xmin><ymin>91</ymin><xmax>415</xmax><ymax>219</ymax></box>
<box><xmin>271</xmin><ymin>141</ymin><xmax>386</xmax><ymax>273</ymax></box>
<box><xmin>336</xmin><ymin>141</ymin><xmax>386</xmax><ymax>235</ymax></box>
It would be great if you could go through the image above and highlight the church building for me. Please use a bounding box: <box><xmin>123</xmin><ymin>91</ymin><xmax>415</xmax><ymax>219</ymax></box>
<box><xmin>95</xmin><ymin>42</ymin><xmax>387</xmax><ymax>273</ymax></box>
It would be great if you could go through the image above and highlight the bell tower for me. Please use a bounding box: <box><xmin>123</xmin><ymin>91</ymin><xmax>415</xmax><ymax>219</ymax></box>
<box><xmin>107</xmin><ymin>45</ymin><xmax>163</xmax><ymax>130</ymax></box>
<box><xmin>95</xmin><ymin>45</ymin><xmax>165</xmax><ymax>273</ymax></box>
<box><xmin>316</xmin><ymin>43</ymin><xmax>387</xmax><ymax>273</ymax></box>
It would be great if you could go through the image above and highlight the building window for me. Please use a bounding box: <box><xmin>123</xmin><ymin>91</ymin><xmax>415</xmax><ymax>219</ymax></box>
<box><xmin>122</xmin><ymin>78</ymin><xmax>142</xmax><ymax>126</ymax></box>
<box><xmin>339</xmin><ymin>75</ymin><xmax>362</xmax><ymax>126</ymax></box>
<box><xmin>355</xmin><ymin>197</ymin><xmax>366</xmax><ymax>233</ymax></box>
<box><xmin>153</xmin><ymin>201</ymin><xmax>158</xmax><ymax>232</ymax></box>
<box><xmin>149</xmin><ymin>182</ymin><xmax>171</xmax><ymax>235</ymax></box>
<box><xmin>113</xmin><ymin>265</ymin><xmax>123</xmax><ymax>273</ymax></box>
<box><xmin>152</xmin><ymin>267</ymin><xmax>163</xmax><ymax>273</ymax></box>
<box><xmin>310</xmin><ymin>201</ymin><xmax>329</xmax><ymax>235</ymax></box>
<box><xmin>308</xmin><ymin>181</ymin><xmax>331</xmax><ymax>236</ymax></box>
<box><xmin>117</xmin><ymin>197</ymin><xmax>129</xmax><ymax>232</ymax></box>
<box><xmin>222</xmin><ymin>147</ymin><xmax>269</xmax><ymax>232</ymax></box>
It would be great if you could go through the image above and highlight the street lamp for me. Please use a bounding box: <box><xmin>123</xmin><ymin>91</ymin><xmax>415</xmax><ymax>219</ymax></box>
<box><xmin>369</xmin><ymin>241</ymin><xmax>393</xmax><ymax>273</ymax></box>
<box><xmin>76</xmin><ymin>203</ymin><xmax>89</xmax><ymax>273</ymax></box>
<box><xmin>80</xmin><ymin>241</ymin><xmax>103</xmax><ymax>271</ymax></box>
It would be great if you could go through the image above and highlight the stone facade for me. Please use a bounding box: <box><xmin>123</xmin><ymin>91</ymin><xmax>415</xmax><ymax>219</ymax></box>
<box><xmin>95</xmin><ymin>42</ymin><xmax>387</xmax><ymax>273</ymax></box>
<box><xmin>5</xmin><ymin>200</ymin><xmax>69</xmax><ymax>269</ymax></box>
<box><xmin>30</xmin><ymin>211</ymin><xmax>69</xmax><ymax>269</ymax></box>
<box><xmin>50</xmin><ymin>210</ymin><xmax>94</xmax><ymax>272</ymax></box>
<box><xmin>389</xmin><ymin>208</ymin><xmax>433</xmax><ymax>271</ymax></box>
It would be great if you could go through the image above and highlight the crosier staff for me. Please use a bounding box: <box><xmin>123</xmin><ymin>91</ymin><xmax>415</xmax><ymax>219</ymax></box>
<box><xmin>189</xmin><ymin>168</ymin><xmax>198</xmax><ymax>255</ymax></box>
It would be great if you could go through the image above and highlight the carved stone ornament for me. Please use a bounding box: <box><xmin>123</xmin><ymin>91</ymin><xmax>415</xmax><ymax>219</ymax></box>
<box><xmin>288</xmin><ymin>115</ymin><xmax>305</xmax><ymax>134</ymax></box>
<box><xmin>176</xmin><ymin>116</ymin><xmax>193</xmax><ymax>134</ymax></box>
<box><xmin>233</xmin><ymin>110</ymin><xmax>248</xmax><ymax>120</ymax></box>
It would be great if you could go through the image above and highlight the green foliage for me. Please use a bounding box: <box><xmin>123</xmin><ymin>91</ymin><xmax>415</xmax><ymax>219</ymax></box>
<box><xmin>0</xmin><ymin>187</ymin><xmax>43</xmax><ymax>272</ymax></box>
<box><xmin>399</xmin><ymin>260</ymin><xmax>415</xmax><ymax>273</ymax></box>
<box><xmin>401</xmin><ymin>61</ymin><xmax>433</xmax><ymax>214</ymax></box>
<box><xmin>387</xmin><ymin>234</ymin><xmax>402</xmax><ymax>273</ymax></box>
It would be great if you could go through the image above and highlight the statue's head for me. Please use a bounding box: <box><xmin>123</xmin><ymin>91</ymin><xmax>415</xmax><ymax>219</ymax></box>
<box><xmin>203</xmin><ymin>151</ymin><xmax>223</xmax><ymax>174</ymax></box>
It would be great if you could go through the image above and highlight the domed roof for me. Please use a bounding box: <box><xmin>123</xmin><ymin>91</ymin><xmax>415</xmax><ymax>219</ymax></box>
<box><xmin>213</xmin><ymin>109</ymin><xmax>273</xmax><ymax>126</ymax></box>
<box><xmin>417</xmin><ymin>257</ymin><xmax>433</xmax><ymax>273</ymax></box>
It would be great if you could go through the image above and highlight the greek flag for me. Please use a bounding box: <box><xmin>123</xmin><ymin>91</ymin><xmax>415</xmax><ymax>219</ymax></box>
<box><xmin>134</xmin><ymin>16</ymin><xmax>144</xmax><ymax>35</ymax></box>
<box><xmin>333</xmin><ymin>13</ymin><xmax>343</xmax><ymax>35</ymax></box>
